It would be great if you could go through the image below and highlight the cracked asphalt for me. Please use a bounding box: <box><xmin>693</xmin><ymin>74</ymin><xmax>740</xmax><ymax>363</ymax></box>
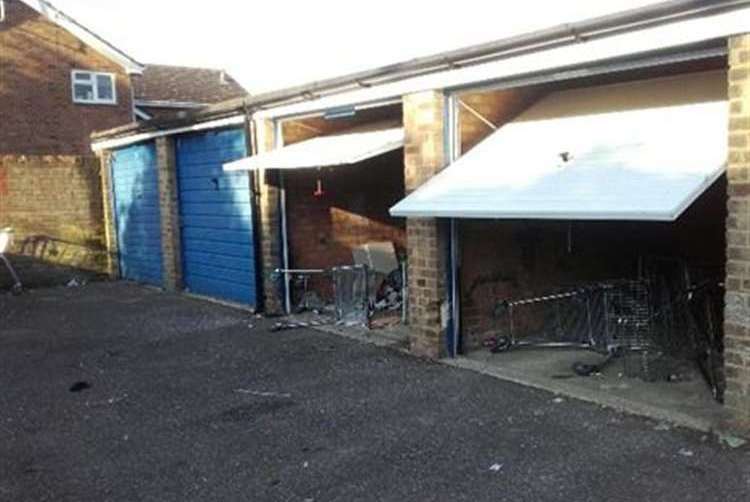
<box><xmin>1</xmin><ymin>282</ymin><xmax>749</xmax><ymax>501</ymax></box>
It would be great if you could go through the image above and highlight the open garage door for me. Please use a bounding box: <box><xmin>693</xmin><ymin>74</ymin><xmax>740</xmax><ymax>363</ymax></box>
<box><xmin>390</xmin><ymin>100</ymin><xmax>727</xmax><ymax>220</ymax></box>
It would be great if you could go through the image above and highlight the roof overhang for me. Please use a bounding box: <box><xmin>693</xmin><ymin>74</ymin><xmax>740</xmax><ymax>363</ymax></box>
<box><xmin>90</xmin><ymin>0</ymin><xmax>748</xmax><ymax>145</ymax></box>
<box><xmin>21</xmin><ymin>0</ymin><xmax>144</xmax><ymax>74</ymax></box>
<box><xmin>91</xmin><ymin>115</ymin><xmax>245</xmax><ymax>152</ymax></box>
<box><xmin>255</xmin><ymin>5</ymin><xmax>746</xmax><ymax>120</ymax></box>
<box><xmin>224</xmin><ymin>127</ymin><xmax>404</xmax><ymax>172</ymax></box>
<box><xmin>390</xmin><ymin>73</ymin><xmax>728</xmax><ymax>222</ymax></box>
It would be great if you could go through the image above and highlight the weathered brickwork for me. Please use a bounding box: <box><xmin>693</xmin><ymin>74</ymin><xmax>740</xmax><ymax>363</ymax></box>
<box><xmin>156</xmin><ymin>137</ymin><xmax>182</xmax><ymax>291</ymax></box>
<box><xmin>403</xmin><ymin>91</ymin><xmax>450</xmax><ymax>358</ymax></box>
<box><xmin>0</xmin><ymin>0</ymin><xmax>134</xmax><ymax>156</ymax></box>
<box><xmin>0</xmin><ymin>155</ymin><xmax>106</xmax><ymax>271</ymax></box>
<box><xmin>725</xmin><ymin>34</ymin><xmax>750</xmax><ymax>424</ymax></box>
<box><xmin>255</xmin><ymin>119</ymin><xmax>284</xmax><ymax>314</ymax></box>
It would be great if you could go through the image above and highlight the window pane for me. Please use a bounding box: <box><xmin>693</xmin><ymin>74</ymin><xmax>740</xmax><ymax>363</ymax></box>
<box><xmin>74</xmin><ymin>83</ymin><xmax>94</xmax><ymax>101</ymax></box>
<box><xmin>74</xmin><ymin>72</ymin><xmax>92</xmax><ymax>82</ymax></box>
<box><xmin>96</xmin><ymin>75</ymin><xmax>113</xmax><ymax>101</ymax></box>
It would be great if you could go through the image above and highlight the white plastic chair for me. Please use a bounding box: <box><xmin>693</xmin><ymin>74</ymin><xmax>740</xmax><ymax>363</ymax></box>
<box><xmin>0</xmin><ymin>228</ymin><xmax>22</xmax><ymax>294</ymax></box>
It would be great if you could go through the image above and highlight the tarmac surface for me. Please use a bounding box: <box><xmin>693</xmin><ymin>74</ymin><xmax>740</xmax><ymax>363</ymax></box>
<box><xmin>1</xmin><ymin>282</ymin><xmax>749</xmax><ymax>501</ymax></box>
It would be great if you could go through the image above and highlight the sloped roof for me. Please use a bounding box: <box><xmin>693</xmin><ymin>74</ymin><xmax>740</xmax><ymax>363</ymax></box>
<box><xmin>133</xmin><ymin>65</ymin><xmax>248</xmax><ymax>106</ymax></box>
<box><xmin>19</xmin><ymin>0</ymin><xmax>143</xmax><ymax>73</ymax></box>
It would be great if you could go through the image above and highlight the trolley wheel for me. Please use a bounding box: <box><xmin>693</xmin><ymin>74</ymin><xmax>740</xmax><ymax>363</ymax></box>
<box><xmin>490</xmin><ymin>335</ymin><xmax>513</xmax><ymax>353</ymax></box>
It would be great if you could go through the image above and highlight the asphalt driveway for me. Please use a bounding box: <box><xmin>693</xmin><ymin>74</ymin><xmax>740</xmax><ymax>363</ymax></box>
<box><xmin>1</xmin><ymin>282</ymin><xmax>749</xmax><ymax>501</ymax></box>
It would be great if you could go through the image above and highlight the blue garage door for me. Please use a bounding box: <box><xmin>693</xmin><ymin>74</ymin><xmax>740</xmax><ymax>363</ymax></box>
<box><xmin>111</xmin><ymin>142</ymin><xmax>163</xmax><ymax>286</ymax></box>
<box><xmin>176</xmin><ymin>128</ymin><xmax>258</xmax><ymax>306</ymax></box>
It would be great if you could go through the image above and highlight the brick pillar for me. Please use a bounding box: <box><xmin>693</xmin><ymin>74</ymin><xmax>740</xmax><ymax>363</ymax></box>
<box><xmin>725</xmin><ymin>34</ymin><xmax>750</xmax><ymax>425</ymax></box>
<box><xmin>254</xmin><ymin>119</ymin><xmax>284</xmax><ymax>314</ymax></box>
<box><xmin>98</xmin><ymin>150</ymin><xmax>120</xmax><ymax>279</ymax></box>
<box><xmin>403</xmin><ymin>91</ymin><xmax>450</xmax><ymax>358</ymax></box>
<box><xmin>156</xmin><ymin>136</ymin><xmax>182</xmax><ymax>292</ymax></box>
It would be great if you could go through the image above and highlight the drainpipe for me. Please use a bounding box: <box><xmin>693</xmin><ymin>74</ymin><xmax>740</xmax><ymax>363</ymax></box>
<box><xmin>274</xmin><ymin>120</ymin><xmax>292</xmax><ymax>314</ymax></box>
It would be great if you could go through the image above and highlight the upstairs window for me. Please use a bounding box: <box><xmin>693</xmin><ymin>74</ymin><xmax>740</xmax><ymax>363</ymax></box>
<box><xmin>71</xmin><ymin>70</ymin><xmax>117</xmax><ymax>105</ymax></box>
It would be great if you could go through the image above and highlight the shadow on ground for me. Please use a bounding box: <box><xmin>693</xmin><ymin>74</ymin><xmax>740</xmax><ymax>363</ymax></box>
<box><xmin>0</xmin><ymin>253</ymin><xmax>105</xmax><ymax>291</ymax></box>
<box><xmin>0</xmin><ymin>282</ymin><xmax>748</xmax><ymax>501</ymax></box>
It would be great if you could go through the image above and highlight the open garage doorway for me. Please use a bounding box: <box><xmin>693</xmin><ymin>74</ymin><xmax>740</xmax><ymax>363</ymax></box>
<box><xmin>393</xmin><ymin>66</ymin><xmax>732</xmax><ymax>428</ymax></box>
<box><xmin>228</xmin><ymin>104</ymin><xmax>408</xmax><ymax>337</ymax></box>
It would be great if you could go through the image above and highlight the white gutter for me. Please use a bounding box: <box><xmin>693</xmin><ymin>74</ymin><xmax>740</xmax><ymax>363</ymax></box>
<box><xmin>134</xmin><ymin>99</ymin><xmax>209</xmax><ymax>109</ymax></box>
<box><xmin>91</xmin><ymin>115</ymin><xmax>245</xmax><ymax>152</ymax></box>
<box><xmin>254</xmin><ymin>6</ymin><xmax>748</xmax><ymax>120</ymax></box>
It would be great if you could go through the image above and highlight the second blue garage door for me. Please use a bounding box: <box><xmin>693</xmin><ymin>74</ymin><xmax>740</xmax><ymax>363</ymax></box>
<box><xmin>175</xmin><ymin>128</ymin><xmax>258</xmax><ymax>307</ymax></box>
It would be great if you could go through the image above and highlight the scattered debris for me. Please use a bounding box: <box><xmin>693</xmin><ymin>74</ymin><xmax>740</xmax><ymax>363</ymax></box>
<box><xmin>552</xmin><ymin>397</ymin><xmax>564</xmax><ymax>404</ymax></box>
<box><xmin>234</xmin><ymin>389</ymin><xmax>292</xmax><ymax>399</ymax></box>
<box><xmin>271</xmin><ymin>319</ymin><xmax>331</xmax><ymax>332</ymax></box>
<box><xmin>677</xmin><ymin>448</ymin><xmax>694</xmax><ymax>457</ymax></box>
<box><xmin>653</xmin><ymin>423</ymin><xmax>672</xmax><ymax>431</ymax></box>
<box><xmin>247</xmin><ymin>323</ymin><xmax>254</xmax><ymax>329</ymax></box>
<box><xmin>69</xmin><ymin>381</ymin><xmax>91</xmax><ymax>393</ymax></box>
<box><xmin>66</xmin><ymin>278</ymin><xmax>84</xmax><ymax>288</ymax></box>
<box><xmin>489</xmin><ymin>463</ymin><xmax>503</xmax><ymax>472</ymax></box>
<box><xmin>718</xmin><ymin>433</ymin><xmax>747</xmax><ymax>449</ymax></box>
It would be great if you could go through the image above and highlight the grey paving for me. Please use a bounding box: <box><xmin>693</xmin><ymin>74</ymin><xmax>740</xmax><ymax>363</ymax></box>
<box><xmin>1</xmin><ymin>282</ymin><xmax>749</xmax><ymax>502</ymax></box>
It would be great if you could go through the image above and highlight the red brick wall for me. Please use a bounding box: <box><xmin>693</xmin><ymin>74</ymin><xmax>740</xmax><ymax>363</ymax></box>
<box><xmin>459</xmin><ymin>177</ymin><xmax>727</xmax><ymax>350</ymax></box>
<box><xmin>0</xmin><ymin>0</ymin><xmax>134</xmax><ymax>155</ymax></box>
<box><xmin>0</xmin><ymin>154</ymin><xmax>107</xmax><ymax>271</ymax></box>
<box><xmin>285</xmin><ymin>149</ymin><xmax>406</xmax><ymax>297</ymax></box>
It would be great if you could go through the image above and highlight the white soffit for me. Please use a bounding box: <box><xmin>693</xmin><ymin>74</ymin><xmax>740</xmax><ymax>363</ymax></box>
<box><xmin>389</xmin><ymin>74</ymin><xmax>728</xmax><ymax>222</ymax></box>
<box><xmin>254</xmin><ymin>6</ymin><xmax>748</xmax><ymax>120</ymax></box>
<box><xmin>224</xmin><ymin>127</ymin><xmax>404</xmax><ymax>171</ymax></box>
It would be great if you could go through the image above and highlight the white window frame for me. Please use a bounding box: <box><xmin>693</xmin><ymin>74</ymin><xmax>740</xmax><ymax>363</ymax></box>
<box><xmin>71</xmin><ymin>70</ymin><xmax>117</xmax><ymax>105</ymax></box>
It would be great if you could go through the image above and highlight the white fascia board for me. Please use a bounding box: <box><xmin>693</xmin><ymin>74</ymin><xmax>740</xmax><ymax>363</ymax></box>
<box><xmin>254</xmin><ymin>6</ymin><xmax>749</xmax><ymax>120</ymax></box>
<box><xmin>134</xmin><ymin>99</ymin><xmax>209</xmax><ymax>109</ymax></box>
<box><xmin>91</xmin><ymin>115</ymin><xmax>245</xmax><ymax>152</ymax></box>
<box><xmin>21</xmin><ymin>0</ymin><xmax>144</xmax><ymax>74</ymax></box>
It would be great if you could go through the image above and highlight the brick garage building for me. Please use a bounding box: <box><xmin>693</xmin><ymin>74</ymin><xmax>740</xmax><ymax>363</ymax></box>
<box><xmin>0</xmin><ymin>1</ymin><xmax>248</xmax><ymax>281</ymax></box>
<box><xmin>0</xmin><ymin>0</ymin><xmax>143</xmax><ymax>276</ymax></box>
<box><xmin>91</xmin><ymin>1</ymin><xmax>750</xmax><ymax>427</ymax></box>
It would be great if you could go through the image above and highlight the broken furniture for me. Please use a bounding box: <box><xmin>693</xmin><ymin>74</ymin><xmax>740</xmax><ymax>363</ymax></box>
<box><xmin>0</xmin><ymin>228</ymin><xmax>22</xmax><ymax>295</ymax></box>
